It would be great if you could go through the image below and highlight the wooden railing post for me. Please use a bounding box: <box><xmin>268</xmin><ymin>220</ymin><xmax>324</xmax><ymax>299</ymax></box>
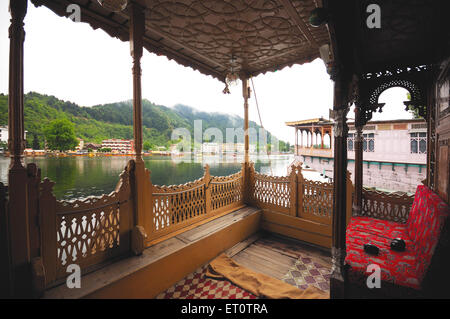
<box><xmin>116</xmin><ymin>162</ymin><xmax>133</xmax><ymax>255</ymax></box>
<box><xmin>204</xmin><ymin>165</ymin><xmax>212</xmax><ymax>215</ymax></box>
<box><xmin>289</xmin><ymin>165</ymin><xmax>297</xmax><ymax>217</ymax></box>
<box><xmin>297</xmin><ymin>164</ymin><xmax>304</xmax><ymax>218</ymax></box>
<box><xmin>346</xmin><ymin>171</ymin><xmax>354</xmax><ymax>226</ymax></box>
<box><xmin>27</xmin><ymin>163</ymin><xmax>41</xmax><ymax>260</ymax></box>
<box><xmin>242</xmin><ymin>162</ymin><xmax>250</xmax><ymax>205</ymax></box>
<box><xmin>38</xmin><ymin>178</ymin><xmax>57</xmax><ymax>287</ymax></box>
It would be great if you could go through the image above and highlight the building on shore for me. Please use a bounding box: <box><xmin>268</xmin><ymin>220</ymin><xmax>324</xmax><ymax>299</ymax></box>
<box><xmin>0</xmin><ymin>126</ymin><xmax>27</xmax><ymax>144</ymax></box>
<box><xmin>84</xmin><ymin>143</ymin><xmax>102</xmax><ymax>152</ymax></box>
<box><xmin>286</xmin><ymin>118</ymin><xmax>427</xmax><ymax>193</ymax></box>
<box><xmin>75</xmin><ymin>138</ymin><xmax>84</xmax><ymax>152</ymax></box>
<box><xmin>24</xmin><ymin>149</ymin><xmax>46</xmax><ymax>156</ymax></box>
<box><xmin>101</xmin><ymin>139</ymin><xmax>135</xmax><ymax>154</ymax></box>
<box><xmin>201</xmin><ymin>142</ymin><xmax>221</xmax><ymax>154</ymax></box>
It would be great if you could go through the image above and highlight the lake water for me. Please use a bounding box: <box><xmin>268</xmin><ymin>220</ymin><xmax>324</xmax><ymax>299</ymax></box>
<box><xmin>0</xmin><ymin>154</ymin><xmax>325</xmax><ymax>200</ymax></box>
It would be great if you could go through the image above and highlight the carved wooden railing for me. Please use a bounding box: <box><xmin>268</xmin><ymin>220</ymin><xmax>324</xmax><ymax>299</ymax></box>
<box><xmin>249</xmin><ymin>162</ymin><xmax>353</xmax><ymax>226</ymax></box>
<box><xmin>302</xmin><ymin>179</ymin><xmax>334</xmax><ymax>225</ymax></box>
<box><xmin>149</xmin><ymin>165</ymin><xmax>244</xmax><ymax>242</ymax></box>
<box><xmin>360</xmin><ymin>188</ymin><xmax>414</xmax><ymax>223</ymax></box>
<box><xmin>249</xmin><ymin>168</ymin><xmax>291</xmax><ymax>215</ymax></box>
<box><xmin>39</xmin><ymin>161</ymin><xmax>135</xmax><ymax>287</ymax></box>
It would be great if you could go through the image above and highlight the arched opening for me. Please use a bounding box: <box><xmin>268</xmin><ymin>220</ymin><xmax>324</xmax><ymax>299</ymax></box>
<box><xmin>351</xmin><ymin>86</ymin><xmax>427</xmax><ymax>195</ymax></box>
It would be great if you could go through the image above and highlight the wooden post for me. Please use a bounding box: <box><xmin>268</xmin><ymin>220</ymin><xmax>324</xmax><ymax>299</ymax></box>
<box><xmin>242</xmin><ymin>76</ymin><xmax>250</xmax><ymax>165</ymax></box>
<box><xmin>27</xmin><ymin>164</ymin><xmax>41</xmax><ymax>260</ymax></box>
<box><xmin>354</xmin><ymin>108</ymin><xmax>363</xmax><ymax>216</ymax></box>
<box><xmin>346</xmin><ymin>171</ymin><xmax>354</xmax><ymax>226</ymax></box>
<box><xmin>0</xmin><ymin>182</ymin><xmax>11</xmax><ymax>297</ymax></box>
<box><xmin>204</xmin><ymin>164</ymin><xmax>212</xmax><ymax>215</ymax></box>
<box><xmin>297</xmin><ymin>164</ymin><xmax>304</xmax><ymax>217</ymax></box>
<box><xmin>7</xmin><ymin>0</ymin><xmax>31</xmax><ymax>297</ymax></box>
<box><xmin>329</xmin><ymin>72</ymin><xmax>350</xmax><ymax>299</ymax></box>
<box><xmin>289</xmin><ymin>166</ymin><xmax>297</xmax><ymax>217</ymax></box>
<box><xmin>321</xmin><ymin>127</ymin><xmax>325</xmax><ymax>149</ymax></box>
<box><xmin>295</xmin><ymin>127</ymin><xmax>298</xmax><ymax>156</ymax></box>
<box><xmin>39</xmin><ymin>178</ymin><xmax>57</xmax><ymax>287</ymax></box>
<box><xmin>129</xmin><ymin>3</ymin><xmax>149</xmax><ymax>242</ymax></box>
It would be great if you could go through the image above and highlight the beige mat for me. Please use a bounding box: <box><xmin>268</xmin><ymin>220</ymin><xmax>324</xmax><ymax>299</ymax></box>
<box><xmin>206</xmin><ymin>253</ymin><xmax>329</xmax><ymax>299</ymax></box>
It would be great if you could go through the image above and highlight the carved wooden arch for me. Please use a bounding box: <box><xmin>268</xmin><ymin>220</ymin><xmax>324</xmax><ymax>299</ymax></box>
<box><xmin>368</xmin><ymin>79</ymin><xmax>422</xmax><ymax>105</ymax></box>
<box><xmin>357</xmin><ymin>74</ymin><xmax>429</xmax><ymax>127</ymax></box>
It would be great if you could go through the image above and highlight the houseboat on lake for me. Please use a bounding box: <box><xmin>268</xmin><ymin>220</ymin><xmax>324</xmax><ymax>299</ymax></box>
<box><xmin>287</xmin><ymin>118</ymin><xmax>428</xmax><ymax>193</ymax></box>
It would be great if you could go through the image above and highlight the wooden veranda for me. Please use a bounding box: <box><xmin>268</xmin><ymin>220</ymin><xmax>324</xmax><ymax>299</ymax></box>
<box><xmin>1</xmin><ymin>0</ymin><xmax>449</xmax><ymax>299</ymax></box>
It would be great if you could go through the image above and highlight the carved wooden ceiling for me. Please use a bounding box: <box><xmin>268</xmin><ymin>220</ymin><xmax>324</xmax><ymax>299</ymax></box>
<box><xmin>326</xmin><ymin>0</ymin><xmax>449</xmax><ymax>76</ymax></box>
<box><xmin>31</xmin><ymin>0</ymin><xmax>330</xmax><ymax>82</ymax></box>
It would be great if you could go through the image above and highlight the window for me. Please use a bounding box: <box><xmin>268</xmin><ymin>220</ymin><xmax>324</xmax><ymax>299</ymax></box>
<box><xmin>410</xmin><ymin>132</ymin><xmax>427</xmax><ymax>154</ymax></box>
<box><xmin>347</xmin><ymin>133</ymin><xmax>374</xmax><ymax>152</ymax></box>
<box><xmin>347</xmin><ymin>133</ymin><xmax>354</xmax><ymax>151</ymax></box>
<box><xmin>363</xmin><ymin>133</ymin><xmax>375</xmax><ymax>152</ymax></box>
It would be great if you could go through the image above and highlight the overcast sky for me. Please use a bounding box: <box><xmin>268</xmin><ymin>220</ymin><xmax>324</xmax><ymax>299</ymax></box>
<box><xmin>0</xmin><ymin>2</ymin><xmax>413</xmax><ymax>144</ymax></box>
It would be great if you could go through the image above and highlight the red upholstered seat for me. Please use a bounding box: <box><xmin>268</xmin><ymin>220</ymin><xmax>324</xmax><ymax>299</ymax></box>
<box><xmin>345</xmin><ymin>185</ymin><xmax>450</xmax><ymax>291</ymax></box>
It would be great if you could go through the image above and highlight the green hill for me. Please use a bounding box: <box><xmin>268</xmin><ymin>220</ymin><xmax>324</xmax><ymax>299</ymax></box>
<box><xmin>0</xmin><ymin>92</ymin><xmax>289</xmax><ymax>151</ymax></box>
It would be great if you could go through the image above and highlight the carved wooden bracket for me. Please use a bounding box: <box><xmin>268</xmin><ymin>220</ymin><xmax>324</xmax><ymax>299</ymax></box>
<box><xmin>131</xmin><ymin>225</ymin><xmax>147</xmax><ymax>256</ymax></box>
<box><xmin>329</xmin><ymin>108</ymin><xmax>349</xmax><ymax>138</ymax></box>
<box><xmin>356</xmin><ymin>103</ymin><xmax>385</xmax><ymax>127</ymax></box>
<box><xmin>31</xmin><ymin>257</ymin><xmax>45</xmax><ymax>298</ymax></box>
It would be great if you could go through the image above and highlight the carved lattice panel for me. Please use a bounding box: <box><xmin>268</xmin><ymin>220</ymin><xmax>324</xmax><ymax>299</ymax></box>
<box><xmin>152</xmin><ymin>179</ymin><xmax>207</xmax><ymax>233</ymax></box>
<box><xmin>56</xmin><ymin>206</ymin><xmax>120</xmax><ymax>270</ymax></box>
<box><xmin>211</xmin><ymin>172</ymin><xmax>243</xmax><ymax>211</ymax></box>
<box><xmin>302</xmin><ymin>179</ymin><xmax>333</xmax><ymax>224</ymax></box>
<box><xmin>39</xmin><ymin>162</ymin><xmax>134</xmax><ymax>285</ymax></box>
<box><xmin>361</xmin><ymin>188</ymin><xmax>414</xmax><ymax>223</ymax></box>
<box><xmin>252</xmin><ymin>173</ymin><xmax>290</xmax><ymax>213</ymax></box>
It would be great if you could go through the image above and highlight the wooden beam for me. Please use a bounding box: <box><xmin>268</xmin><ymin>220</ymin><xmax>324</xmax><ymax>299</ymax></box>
<box><xmin>279</xmin><ymin>0</ymin><xmax>319</xmax><ymax>48</ymax></box>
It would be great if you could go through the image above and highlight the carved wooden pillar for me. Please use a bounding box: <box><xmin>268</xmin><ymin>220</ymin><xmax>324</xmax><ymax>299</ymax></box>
<box><xmin>242</xmin><ymin>76</ymin><xmax>250</xmax><ymax>164</ymax></box>
<box><xmin>354</xmin><ymin>107</ymin><xmax>364</xmax><ymax>216</ymax></box>
<box><xmin>129</xmin><ymin>2</ymin><xmax>149</xmax><ymax>240</ymax></box>
<box><xmin>130</xmin><ymin>2</ymin><xmax>144</xmax><ymax>163</ymax></box>
<box><xmin>295</xmin><ymin>127</ymin><xmax>298</xmax><ymax>155</ymax></box>
<box><xmin>329</xmin><ymin>72</ymin><xmax>350</xmax><ymax>299</ymax></box>
<box><xmin>7</xmin><ymin>0</ymin><xmax>31</xmax><ymax>297</ymax></box>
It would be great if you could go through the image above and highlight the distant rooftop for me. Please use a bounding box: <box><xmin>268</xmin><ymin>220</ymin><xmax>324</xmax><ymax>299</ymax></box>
<box><xmin>286</xmin><ymin>117</ymin><xmax>425</xmax><ymax>127</ymax></box>
<box><xmin>285</xmin><ymin>118</ymin><xmax>333</xmax><ymax>127</ymax></box>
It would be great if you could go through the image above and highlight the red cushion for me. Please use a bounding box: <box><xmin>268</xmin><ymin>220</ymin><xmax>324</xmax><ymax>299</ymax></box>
<box><xmin>406</xmin><ymin>185</ymin><xmax>450</xmax><ymax>281</ymax></box>
<box><xmin>345</xmin><ymin>217</ymin><xmax>420</xmax><ymax>289</ymax></box>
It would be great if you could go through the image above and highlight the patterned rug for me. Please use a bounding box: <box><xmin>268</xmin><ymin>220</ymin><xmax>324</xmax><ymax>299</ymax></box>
<box><xmin>156</xmin><ymin>265</ymin><xmax>258</xmax><ymax>299</ymax></box>
<box><xmin>281</xmin><ymin>254</ymin><xmax>331</xmax><ymax>292</ymax></box>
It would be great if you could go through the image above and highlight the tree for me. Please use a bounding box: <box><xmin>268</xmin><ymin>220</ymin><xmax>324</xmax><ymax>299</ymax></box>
<box><xmin>406</xmin><ymin>92</ymin><xmax>422</xmax><ymax>119</ymax></box>
<box><xmin>143</xmin><ymin>141</ymin><xmax>152</xmax><ymax>152</ymax></box>
<box><xmin>44</xmin><ymin>118</ymin><xmax>78</xmax><ymax>152</ymax></box>
<box><xmin>32</xmin><ymin>134</ymin><xmax>40</xmax><ymax>150</ymax></box>
<box><xmin>0</xmin><ymin>141</ymin><xmax>7</xmax><ymax>151</ymax></box>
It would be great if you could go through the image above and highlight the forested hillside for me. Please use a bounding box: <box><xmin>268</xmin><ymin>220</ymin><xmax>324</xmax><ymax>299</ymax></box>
<box><xmin>0</xmin><ymin>92</ymin><xmax>289</xmax><ymax>150</ymax></box>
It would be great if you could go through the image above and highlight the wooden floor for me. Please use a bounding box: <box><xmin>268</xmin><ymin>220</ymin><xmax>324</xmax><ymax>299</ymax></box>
<box><xmin>157</xmin><ymin>231</ymin><xmax>332</xmax><ymax>298</ymax></box>
<box><xmin>227</xmin><ymin>232</ymin><xmax>331</xmax><ymax>283</ymax></box>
